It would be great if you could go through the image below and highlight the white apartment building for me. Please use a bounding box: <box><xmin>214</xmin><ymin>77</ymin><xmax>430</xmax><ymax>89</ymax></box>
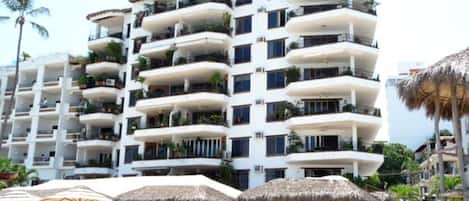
<box><xmin>0</xmin><ymin>0</ymin><xmax>384</xmax><ymax>189</ymax></box>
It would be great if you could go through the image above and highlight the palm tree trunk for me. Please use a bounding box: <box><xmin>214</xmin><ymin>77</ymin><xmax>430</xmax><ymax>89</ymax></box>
<box><xmin>450</xmin><ymin>81</ymin><xmax>468</xmax><ymax>201</ymax></box>
<box><xmin>0</xmin><ymin>19</ymin><xmax>24</xmax><ymax>149</ymax></box>
<box><xmin>434</xmin><ymin>87</ymin><xmax>446</xmax><ymax>200</ymax></box>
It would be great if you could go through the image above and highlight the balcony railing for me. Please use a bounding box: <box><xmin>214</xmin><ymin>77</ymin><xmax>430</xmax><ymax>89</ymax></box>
<box><xmin>141</xmin><ymin>53</ymin><xmax>229</xmax><ymax>71</ymax></box>
<box><xmin>81</xmin><ymin>76</ymin><xmax>123</xmax><ymax>90</ymax></box>
<box><xmin>33</xmin><ymin>157</ymin><xmax>53</xmax><ymax>166</ymax></box>
<box><xmin>287</xmin><ymin>143</ymin><xmax>383</xmax><ymax>154</ymax></box>
<box><xmin>82</xmin><ymin>103</ymin><xmax>122</xmax><ymax>115</ymax></box>
<box><xmin>18</xmin><ymin>82</ymin><xmax>35</xmax><ymax>91</ymax></box>
<box><xmin>138</xmin><ymin>85</ymin><xmax>227</xmax><ymax>100</ymax></box>
<box><xmin>5</xmin><ymin>89</ymin><xmax>13</xmax><ymax>95</ymax></box>
<box><xmin>75</xmin><ymin>160</ymin><xmax>113</xmax><ymax>168</ymax></box>
<box><xmin>287</xmin><ymin>1</ymin><xmax>376</xmax><ymax>19</ymax></box>
<box><xmin>88</xmin><ymin>32</ymin><xmax>123</xmax><ymax>41</ymax></box>
<box><xmin>141</xmin><ymin>114</ymin><xmax>227</xmax><ymax>130</ymax></box>
<box><xmin>146</xmin><ymin>0</ymin><xmax>231</xmax><ymax>16</ymax></box>
<box><xmin>15</xmin><ymin>108</ymin><xmax>31</xmax><ymax>116</ymax></box>
<box><xmin>78</xmin><ymin>133</ymin><xmax>120</xmax><ymax>142</ymax></box>
<box><xmin>288</xmin><ymin>67</ymin><xmax>379</xmax><ymax>84</ymax></box>
<box><xmin>288</xmin><ymin>34</ymin><xmax>378</xmax><ymax>51</ymax></box>
<box><xmin>179</xmin><ymin>24</ymin><xmax>231</xmax><ymax>36</ymax></box>
<box><xmin>36</xmin><ymin>130</ymin><xmax>55</xmax><ymax>139</ymax></box>
<box><xmin>11</xmin><ymin>134</ymin><xmax>28</xmax><ymax>142</ymax></box>
<box><xmin>141</xmin><ymin>149</ymin><xmax>224</xmax><ymax>161</ymax></box>
<box><xmin>288</xmin><ymin>104</ymin><xmax>381</xmax><ymax>118</ymax></box>
<box><xmin>39</xmin><ymin>102</ymin><xmax>58</xmax><ymax>112</ymax></box>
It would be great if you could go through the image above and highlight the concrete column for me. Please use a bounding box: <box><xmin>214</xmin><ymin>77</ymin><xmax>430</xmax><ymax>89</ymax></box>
<box><xmin>350</xmin><ymin>89</ymin><xmax>357</xmax><ymax>106</ymax></box>
<box><xmin>353</xmin><ymin>161</ymin><xmax>359</xmax><ymax>177</ymax></box>
<box><xmin>96</xmin><ymin>24</ymin><xmax>101</xmax><ymax>38</ymax></box>
<box><xmin>184</xmin><ymin>78</ymin><xmax>190</xmax><ymax>92</ymax></box>
<box><xmin>348</xmin><ymin>22</ymin><xmax>354</xmax><ymax>41</ymax></box>
<box><xmin>352</xmin><ymin>123</ymin><xmax>358</xmax><ymax>151</ymax></box>
<box><xmin>174</xmin><ymin>21</ymin><xmax>183</xmax><ymax>37</ymax></box>
<box><xmin>347</xmin><ymin>0</ymin><xmax>353</xmax><ymax>8</ymax></box>
<box><xmin>350</xmin><ymin>55</ymin><xmax>355</xmax><ymax>74</ymax></box>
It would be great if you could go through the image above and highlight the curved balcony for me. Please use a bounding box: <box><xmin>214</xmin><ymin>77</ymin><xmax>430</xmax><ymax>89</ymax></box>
<box><xmin>138</xmin><ymin>54</ymin><xmax>230</xmax><ymax>85</ymax></box>
<box><xmin>286</xmin><ymin>104</ymin><xmax>381</xmax><ymax>130</ymax></box>
<box><xmin>79</xmin><ymin>105</ymin><xmax>121</xmax><ymax>127</ymax></box>
<box><xmin>88</xmin><ymin>32</ymin><xmax>124</xmax><ymax>52</ymax></box>
<box><xmin>286</xmin><ymin>3</ymin><xmax>376</xmax><ymax>36</ymax></box>
<box><xmin>81</xmin><ymin>77</ymin><xmax>123</xmax><ymax>101</ymax></box>
<box><xmin>286</xmin><ymin>68</ymin><xmax>379</xmax><ymax>97</ymax></box>
<box><xmin>74</xmin><ymin>161</ymin><xmax>113</xmax><ymax>176</ymax></box>
<box><xmin>136</xmin><ymin>88</ymin><xmax>228</xmax><ymax>113</ymax></box>
<box><xmin>86</xmin><ymin>61</ymin><xmax>121</xmax><ymax>75</ymax></box>
<box><xmin>286</xmin><ymin>150</ymin><xmax>383</xmax><ymax>176</ymax></box>
<box><xmin>286</xmin><ymin>34</ymin><xmax>378</xmax><ymax>65</ymax></box>
<box><xmin>142</xmin><ymin>0</ymin><xmax>232</xmax><ymax>32</ymax></box>
<box><xmin>134</xmin><ymin>119</ymin><xmax>227</xmax><ymax>141</ymax></box>
<box><xmin>140</xmin><ymin>31</ymin><xmax>231</xmax><ymax>57</ymax></box>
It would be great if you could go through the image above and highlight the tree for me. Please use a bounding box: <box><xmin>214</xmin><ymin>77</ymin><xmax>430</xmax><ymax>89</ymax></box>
<box><xmin>431</xmin><ymin>176</ymin><xmax>462</xmax><ymax>196</ymax></box>
<box><xmin>0</xmin><ymin>158</ymin><xmax>37</xmax><ymax>188</ymax></box>
<box><xmin>0</xmin><ymin>0</ymin><xmax>50</xmax><ymax>149</ymax></box>
<box><xmin>389</xmin><ymin>184</ymin><xmax>420</xmax><ymax>201</ymax></box>
<box><xmin>378</xmin><ymin>143</ymin><xmax>415</xmax><ymax>187</ymax></box>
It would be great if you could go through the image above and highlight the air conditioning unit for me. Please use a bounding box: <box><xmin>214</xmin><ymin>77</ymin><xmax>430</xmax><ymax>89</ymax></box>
<box><xmin>255</xmin><ymin>131</ymin><xmax>264</xmax><ymax>138</ymax></box>
<box><xmin>256</xmin><ymin>36</ymin><xmax>266</xmax><ymax>42</ymax></box>
<box><xmin>255</xmin><ymin>67</ymin><xmax>265</xmax><ymax>73</ymax></box>
<box><xmin>105</xmin><ymin>79</ymin><xmax>116</xmax><ymax>87</ymax></box>
<box><xmin>223</xmin><ymin>151</ymin><xmax>232</xmax><ymax>161</ymax></box>
<box><xmin>257</xmin><ymin>6</ymin><xmax>266</xmax><ymax>13</ymax></box>
<box><xmin>254</xmin><ymin>165</ymin><xmax>264</xmax><ymax>173</ymax></box>
<box><xmin>255</xmin><ymin>99</ymin><xmax>264</xmax><ymax>105</ymax></box>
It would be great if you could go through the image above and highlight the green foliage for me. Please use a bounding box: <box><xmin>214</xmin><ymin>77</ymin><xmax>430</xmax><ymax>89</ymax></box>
<box><xmin>287</xmin><ymin>131</ymin><xmax>303</xmax><ymax>153</ymax></box>
<box><xmin>286</xmin><ymin>67</ymin><xmax>300</xmax><ymax>84</ymax></box>
<box><xmin>222</xmin><ymin>12</ymin><xmax>231</xmax><ymax>29</ymax></box>
<box><xmin>106</xmin><ymin>41</ymin><xmax>124</xmax><ymax>62</ymax></box>
<box><xmin>389</xmin><ymin>184</ymin><xmax>420</xmax><ymax>201</ymax></box>
<box><xmin>219</xmin><ymin>161</ymin><xmax>235</xmax><ymax>186</ymax></box>
<box><xmin>209</xmin><ymin>72</ymin><xmax>225</xmax><ymax>92</ymax></box>
<box><xmin>136</xmin><ymin>56</ymin><xmax>148</xmax><ymax>71</ymax></box>
<box><xmin>0</xmin><ymin>158</ymin><xmax>38</xmax><ymax>188</ymax></box>
<box><xmin>378</xmin><ymin>143</ymin><xmax>415</xmax><ymax>187</ymax></box>
<box><xmin>431</xmin><ymin>176</ymin><xmax>462</xmax><ymax>195</ymax></box>
<box><xmin>343</xmin><ymin>173</ymin><xmax>382</xmax><ymax>190</ymax></box>
<box><xmin>78</xmin><ymin>75</ymin><xmax>88</xmax><ymax>85</ymax></box>
<box><xmin>21</xmin><ymin>52</ymin><xmax>31</xmax><ymax>61</ymax></box>
<box><xmin>137</xmin><ymin>76</ymin><xmax>146</xmax><ymax>83</ymax></box>
<box><xmin>165</xmin><ymin>49</ymin><xmax>176</xmax><ymax>63</ymax></box>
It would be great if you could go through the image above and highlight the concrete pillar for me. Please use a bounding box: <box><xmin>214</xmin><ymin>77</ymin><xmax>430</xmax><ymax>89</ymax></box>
<box><xmin>352</xmin><ymin>123</ymin><xmax>358</xmax><ymax>151</ymax></box>
<box><xmin>348</xmin><ymin>22</ymin><xmax>354</xmax><ymax>41</ymax></box>
<box><xmin>347</xmin><ymin>0</ymin><xmax>353</xmax><ymax>8</ymax></box>
<box><xmin>350</xmin><ymin>55</ymin><xmax>355</xmax><ymax>74</ymax></box>
<box><xmin>184</xmin><ymin>78</ymin><xmax>190</xmax><ymax>92</ymax></box>
<box><xmin>350</xmin><ymin>89</ymin><xmax>357</xmax><ymax>106</ymax></box>
<box><xmin>353</xmin><ymin>161</ymin><xmax>359</xmax><ymax>177</ymax></box>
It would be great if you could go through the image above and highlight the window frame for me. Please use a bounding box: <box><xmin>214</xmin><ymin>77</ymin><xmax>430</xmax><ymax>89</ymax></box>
<box><xmin>235</xmin><ymin>15</ymin><xmax>253</xmax><ymax>35</ymax></box>
<box><xmin>267</xmin><ymin>38</ymin><xmax>286</xmax><ymax>59</ymax></box>
<box><xmin>266</xmin><ymin>101</ymin><xmax>287</xmax><ymax>122</ymax></box>
<box><xmin>267</xmin><ymin>9</ymin><xmax>286</xmax><ymax>29</ymax></box>
<box><xmin>234</xmin><ymin>169</ymin><xmax>250</xmax><ymax>190</ymax></box>
<box><xmin>266</xmin><ymin>135</ymin><xmax>286</xmax><ymax>156</ymax></box>
<box><xmin>267</xmin><ymin>70</ymin><xmax>286</xmax><ymax>89</ymax></box>
<box><xmin>231</xmin><ymin>137</ymin><xmax>250</xmax><ymax>158</ymax></box>
<box><xmin>235</xmin><ymin>0</ymin><xmax>252</xmax><ymax>7</ymax></box>
<box><xmin>234</xmin><ymin>44</ymin><xmax>252</xmax><ymax>64</ymax></box>
<box><xmin>265</xmin><ymin>168</ymin><xmax>286</xmax><ymax>182</ymax></box>
<box><xmin>124</xmin><ymin>145</ymin><xmax>139</xmax><ymax>164</ymax></box>
<box><xmin>232</xmin><ymin>105</ymin><xmax>251</xmax><ymax>125</ymax></box>
<box><xmin>233</xmin><ymin>74</ymin><xmax>251</xmax><ymax>94</ymax></box>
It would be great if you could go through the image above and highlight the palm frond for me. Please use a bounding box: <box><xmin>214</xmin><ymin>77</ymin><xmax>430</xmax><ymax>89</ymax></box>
<box><xmin>0</xmin><ymin>16</ymin><xmax>10</xmax><ymax>21</ymax></box>
<box><xmin>27</xmin><ymin>6</ymin><xmax>50</xmax><ymax>17</ymax></box>
<box><xmin>1</xmin><ymin>0</ymin><xmax>22</xmax><ymax>11</ymax></box>
<box><xmin>29</xmin><ymin>20</ymin><xmax>49</xmax><ymax>38</ymax></box>
<box><xmin>20</xmin><ymin>0</ymin><xmax>33</xmax><ymax>11</ymax></box>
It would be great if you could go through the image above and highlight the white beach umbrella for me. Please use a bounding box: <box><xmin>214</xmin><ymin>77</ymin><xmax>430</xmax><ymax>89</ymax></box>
<box><xmin>40</xmin><ymin>186</ymin><xmax>112</xmax><ymax>201</ymax></box>
<box><xmin>0</xmin><ymin>190</ymin><xmax>41</xmax><ymax>201</ymax></box>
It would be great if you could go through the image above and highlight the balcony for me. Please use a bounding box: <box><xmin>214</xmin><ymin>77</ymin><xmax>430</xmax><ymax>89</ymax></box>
<box><xmin>74</xmin><ymin>160</ymin><xmax>113</xmax><ymax>176</ymax></box>
<box><xmin>286</xmin><ymin>67</ymin><xmax>379</xmax><ymax>97</ymax></box>
<box><xmin>65</xmin><ymin>129</ymin><xmax>82</xmax><ymax>142</ymax></box>
<box><xmin>286</xmin><ymin>3</ymin><xmax>376</xmax><ymax>35</ymax></box>
<box><xmin>14</xmin><ymin>108</ymin><xmax>31</xmax><ymax>120</ymax></box>
<box><xmin>42</xmin><ymin>78</ymin><xmax>62</xmax><ymax>92</ymax></box>
<box><xmin>80</xmin><ymin>76</ymin><xmax>123</xmax><ymax>101</ymax></box>
<box><xmin>10</xmin><ymin>134</ymin><xmax>28</xmax><ymax>144</ymax></box>
<box><xmin>88</xmin><ymin>32</ymin><xmax>124</xmax><ymax>51</ymax></box>
<box><xmin>85</xmin><ymin>49</ymin><xmax>125</xmax><ymax>75</ymax></box>
<box><xmin>38</xmin><ymin>102</ymin><xmax>60</xmax><ymax>116</ymax></box>
<box><xmin>36</xmin><ymin>129</ymin><xmax>57</xmax><ymax>141</ymax></box>
<box><xmin>17</xmin><ymin>82</ymin><xmax>34</xmax><ymax>97</ymax></box>
<box><xmin>134</xmin><ymin>115</ymin><xmax>227</xmax><ymax>141</ymax></box>
<box><xmin>77</xmin><ymin>134</ymin><xmax>118</xmax><ymax>149</ymax></box>
<box><xmin>4</xmin><ymin>89</ymin><xmax>13</xmax><ymax>97</ymax></box>
<box><xmin>79</xmin><ymin>104</ymin><xmax>121</xmax><ymax>127</ymax></box>
<box><xmin>286</xmin><ymin>104</ymin><xmax>381</xmax><ymax>130</ymax></box>
<box><xmin>32</xmin><ymin>157</ymin><xmax>55</xmax><ymax>168</ymax></box>
<box><xmin>142</xmin><ymin>0</ymin><xmax>232</xmax><ymax>32</ymax></box>
<box><xmin>286</xmin><ymin>34</ymin><xmax>378</xmax><ymax>64</ymax></box>
<box><xmin>137</xmin><ymin>53</ymin><xmax>230</xmax><ymax>84</ymax></box>
<box><xmin>136</xmin><ymin>86</ymin><xmax>228</xmax><ymax>112</ymax></box>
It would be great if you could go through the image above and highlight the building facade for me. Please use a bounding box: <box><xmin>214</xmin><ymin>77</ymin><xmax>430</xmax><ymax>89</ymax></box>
<box><xmin>0</xmin><ymin>0</ymin><xmax>383</xmax><ymax>189</ymax></box>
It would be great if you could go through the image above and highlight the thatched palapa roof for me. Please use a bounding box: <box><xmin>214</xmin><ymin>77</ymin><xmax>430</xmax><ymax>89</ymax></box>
<box><xmin>398</xmin><ymin>47</ymin><xmax>469</xmax><ymax>120</ymax></box>
<box><xmin>40</xmin><ymin>186</ymin><xmax>113</xmax><ymax>201</ymax></box>
<box><xmin>238</xmin><ymin>176</ymin><xmax>377</xmax><ymax>201</ymax></box>
<box><xmin>116</xmin><ymin>185</ymin><xmax>234</xmax><ymax>201</ymax></box>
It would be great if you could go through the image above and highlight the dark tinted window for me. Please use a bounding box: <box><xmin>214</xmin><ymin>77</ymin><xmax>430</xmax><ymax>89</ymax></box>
<box><xmin>124</xmin><ymin>145</ymin><xmax>139</xmax><ymax>164</ymax></box>
<box><xmin>266</xmin><ymin>135</ymin><xmax>286</xmax><ymax>156</ymax></box>
<box><xmin>265</xmin><ymin>168</ymin><xmax>285</xmax><ymax>182</ymax></box>
<box><xmin>129</xmin><ymin>90</ymin><xmax>138</xmax><ymax>107</ymax></box>
<box><xmin>127</xmin><ymin>117</ymin><xmax>140</xmax><ymax>135</ymax></box>
<box><xmin>234</xmin><ymin>74</ymin><xmax>251</xmax><ymax>93</ymax></box>
<box><xmin>232</xmin><ymin>137</ymin><xmax>250</xmax><ymax>157</ymax></box>
<box><xmin>233</xmin><ymin>105</ymin><xmax>250</xmax><ymax>125</ymax></box>
<box><xmin>267</xmin><ymin>70</ymin><xmax>286</xmax><ymax>89</ymax></box>
<box><xmin>234</xmin><ymin>45</ymin><xmax>251</xmax><ymax>64</ymax></box>
<box><xmin>234</xmin><ymin>170</ymin><xmax>250</xmax><ymax>190</ymax></box>
<box><xmin>266</xmin><ymin>102</ymin><xmax>286</xmax><ymax>122</ymax></box>
<box><xmin>235</xmin><ymin>16</ymin><xmax>252</xmax><ymax>34</ymax></box>
<box><xmin>236</xmin><ymin>0</ymin><xmax>252</xmax><ymax>6</ymax></box>
<box><xmin>267</xmin><ymin>39</ymin><xmax>285</xmax><ymax>59</ymax></box>
<box><xmin>268</xmin><ymin>10</ymin><xmax>286</xmax><ymax>29</ymax></box>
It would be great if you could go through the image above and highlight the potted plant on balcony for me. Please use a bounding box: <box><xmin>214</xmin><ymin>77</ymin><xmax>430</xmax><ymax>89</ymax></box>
<box><xmin>106</xmin><ymin>41</ymin><xmax>124</xmax><ymax>63</ymax></box>
<box><xmin>175</xmin><ymin>57</ymin><xmax>187</xmax><ymax>65</ymax></box>
<box><xmin>287</xmin><ymin>131</ymin><xmax>303</xmax><ymax>154</ymax></box>
<box><xmin>342</xmin><ymin>104</ymin><xmax>356</xmax><ymax>113</ymax></box>
<box><xmin>171</xmin><ymin>111</ymin><xmax>181</xmax><ymax>126</ymax></box>
<box><xmin>286</xmin><ymin>67</ymin><xmax>300</xmax><ymax>84</ymax></box>
<box><xmin>288</xmin><ymin>42</ymin><xmax>299</xmax><ymax>50</ymax></box>
<box><xmin>209</xmin><ymin>72</ymin><xmax>225</xmax><ymax>93</ymax></box>
<box><xmin>136</xmin><ymin>56</ymin><xmax>149</xmax><ymax>71</ymax></box>
<box><xmin>78</xmin><ymin>75</ymin><xmax>88</xmax><ymax>89</ymax></box>
<box><xmin>222</xmin><ymin>12</ymin><xmax>232</xmax><ymax>34</ymax></box>
<box><xmin>95</xmin><ymin>74</ymin><xmax>106</xmax><ymax>86</ymax></box>
<box><xmin>165</xmin><ymin>49</ymin><xmax>177</xmax><ymax>65</ymax></box>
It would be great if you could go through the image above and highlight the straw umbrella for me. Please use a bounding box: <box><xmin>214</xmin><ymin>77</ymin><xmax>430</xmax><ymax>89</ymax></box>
<box><xmin>115</xmin><ymin>185</ymin><xmax>234</xmax><ymax>201</ymax></box>
<box><xmin>0</xmin><ymin>190</ymin><xmax>41</xmax><ymax>201</ymax></box>
<box><xmin>398</xmin><ymin>47</ymin><xmax>469</xmax><ymax>199</ymax></box>
<box><xmin>40</xmin><ymin>186</ymin><xmax>113</xmax><ymax>201</ymax></box>
<box><xmin>238</xmin><ymin>176</ymin><xmax>377</xmax><ymax>201</ymax></box>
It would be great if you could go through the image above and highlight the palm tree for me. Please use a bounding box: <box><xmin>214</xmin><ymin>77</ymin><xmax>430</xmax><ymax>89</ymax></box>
<box><xmin>0</xmin><ymin>158</ymin><xmax>37</xmax><ymax>188</ymax></box>
<box><xmin>0</xmin><ymin>0</ymin><xmax>50</xmax><ymax>149</ymax></box>
<box><xmin>389</xmin><ymin>184</ymin><xmax>421</xmax><ymax>201</ymax></box>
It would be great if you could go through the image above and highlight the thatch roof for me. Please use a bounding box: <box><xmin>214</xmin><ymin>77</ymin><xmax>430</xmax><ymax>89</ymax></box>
<box><xmin>116</xmin><ymin>185</ymin><xmax>234</xmax><ymax>201</ymax></box>
<box><xmin>398</xmin><ymin>47</ymin><xmax>469</xmax><ymax>120</ymax></box>
<box><xmin>40</xmin><ymin>186</ymin><xmax>113</xmax><ymax>201</ymax></box>
<box><xmin>0</xmin><ymin>190</ymin><xmax>41</xmax><ymax>201</ymax></box>
<box><xmin>237</xmin><ymin>176</ymin><xmax>376</xmax><ymax>201</ymax></box>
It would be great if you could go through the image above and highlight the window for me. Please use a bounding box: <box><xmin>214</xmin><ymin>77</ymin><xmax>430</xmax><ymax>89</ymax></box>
<box><xmin>265</xmin><ymin>168</ymin><xmax>285</xmax><ymax>182</ymax></box>
<box><xmin>268</xmin><ymin>10</ymin><xmax>286</xmax><ymax>29</ymax></box>
<box><xmin>127</xmin><ymin>117</ymin><xmax>141</xmax><ymax>134</ymax></box>
<box><xmin>235</xmin><ymin>16</ymin><xmax>252</xmax><ymax>35</ymax></box>
<box><xmin>266</xmin><ymin>102</ymin><xmax>286</xmax><ymax>122</ymax></box>
<box><xmin>124</xmin><ymin>145</ymin><xmax>139</xmax><ymax>164</ymax></box>
<box><xmin>304</xmin><ymin>136</ymin><xmax>339</xmax><ymax>152</ymax></box>
<box><xmin>126</xmin><ymin>23</ymin><xmax>131</xmax><ymax>38</ymax></box>
<box><xmin>234</xmin><ymin>170</ymin><xmax>250</xmax><ymax>190</ymax></box>
<box><xmin>235</xmin><ymin>0</ymin><xmax>252</xmax><ymax>6</ymax></box>
<box><xmin>305</xmin><ymin>168</ymin><xmax>342</xmax><ymax>177</ymax></box>
<box><xmin>304</xmin><ymin>99</ymin><xmax>340</xmax><ymax>115</ymax></box>
<box><xmin>129</xmin><ymin>90</ymin><xmax>138</xmax><ymax>107</ymax></box>
<box><xmin>234</xmin><ymin>74</ymin><xmax>251</xmax><ymax>93</ymax></box>
<box><xmin>233</xmin><ymin>105</ymin><xmax>250</xmax><ymax>125</ymax></box>
<box><xmin>234</xmin><ymin>45</ymin><xmax>251</xmax><ymax>64</ymax></box>
<box><xmin>266</xmin><ymin>135</ymin><xmax>286</xmax><ymax>156</ymax></box>
<box><xmin>232</xmin><ymin>137</ymin><xmax>250</xmax><ymax>157</ymax></box>
<box><xmin>133</xmin><ymin>37</ymin><xmax>146</xmax><ymax>54</ymax></box>
<box><xmin>267</xmin><ymin>70</ymin><xmax>286</xmax><ymax>89</ymax></box>
<box><xmin>267</xmin><ymin>39</ymin><xmax>285</xmax><ymax>59</ymax></box>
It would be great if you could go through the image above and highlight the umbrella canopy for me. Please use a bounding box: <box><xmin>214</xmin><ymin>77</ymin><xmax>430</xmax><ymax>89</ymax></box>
<box><xmin>0</xmin><ymin>190</ymin><xmax>41</xmax><ymax>201</ymax></box>
<box><xmin>115</xmin><ymin>185</ymin><xmax>234</xmax><ymax>201</ymax></box>
<box><xmin>40</xmin><ymin>186</ymin><xmax>113</xmax><ymax>201</ymax></box>
<box><xmin>237</xmin><ymin>176</ymin><xmax>376</xmax><ymax>201</ymax></box>
<box><xmin>398</xmin><ymin>47</ymin><xmax>469</xmax><ymax>120</ymax></box>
